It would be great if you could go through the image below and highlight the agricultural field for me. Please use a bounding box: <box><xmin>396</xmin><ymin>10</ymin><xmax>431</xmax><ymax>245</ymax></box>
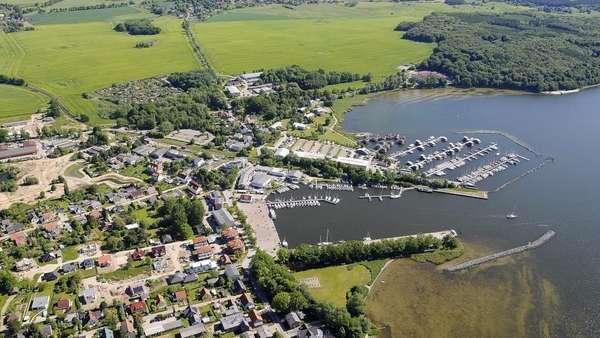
<box><xmin>0</xmin><ymin>15</ymin><xmax>200</xmax><ymax>125</ymax></box>
<box><xmin>0</xmin><ymin>84</ymin><xmax>47</xmax><ymax>122</ymax></box>
<box><xmin>26</xmin><ymin>6</ymin><xmax>147</xmax><ymax>25</ymax></box>
<box><xmin>194</xmin><ymin>2</ymin><xmax>442</xmax><ymax>79</ymax></box>
<box><xmin>293</xmin><ymin>263</ymin><xmax>370</xmax><ymax>307</ymax></box>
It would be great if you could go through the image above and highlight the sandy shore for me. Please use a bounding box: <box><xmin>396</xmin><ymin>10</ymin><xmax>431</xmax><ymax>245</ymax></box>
<box><xmin>239</xmin><ymin>198</ymin><xmax>281</xmax><ymax>256</ymax></box>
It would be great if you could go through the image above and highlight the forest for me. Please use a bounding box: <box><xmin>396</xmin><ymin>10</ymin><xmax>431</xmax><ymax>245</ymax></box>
<box><xmin>259</xmin><ymin>65</ymin><xmax>367</xmax><ymax>90</ymax></box>
<box><xmin>114</xmin><ymin>19</ymin><xmax>161</xmax><ymax>35</ymax></box>
<box><xmin>403</xmin><ymin>12</ymin><xmax>600</xmax><ymax>92</ymax></box>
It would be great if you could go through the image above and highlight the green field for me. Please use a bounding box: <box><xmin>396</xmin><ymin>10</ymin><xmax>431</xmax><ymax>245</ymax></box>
<box><xmin>26</xmin><ymin>6</ymin><xmax>147</xmax><ymax>25</ymax></box>
<box><xmin>0</xmin><ymin>84</ymin><xmax>47</xmax><ymax>122</ymax></box>
<box><xmin>294</xmin><ymin>264</ymin><xmax>370</xmax><ymax>307</ymax></box>
<box><xmin>0</xmin><ymin>16</ymin><xmax>199</xmax><ymax>125</ymax></box>
<box><xmin>194</xmin><ymin>3</ymin><xmax>445</xmax><ymax>78</ymax></box>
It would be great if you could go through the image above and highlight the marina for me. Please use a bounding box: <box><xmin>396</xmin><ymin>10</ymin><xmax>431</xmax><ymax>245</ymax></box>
<box><xmin>423</xmin><ymin>143</ymin><xmax>499</xmax><ymax>177</ymax></box>
<box><xmin>445</xmin><ymin>230</ymin><xmax>556</xmax><ymax>272</ymax></box>
<box><xmin>456</xmin><ymin>153</ymin><xmax>528</xmax><ymax>186</ymax></box>
<box><xmin>389</xmin><ymin>135</ymin><xmax>448</xmax><ymax>159</ymax></box>
<box><xmin>266</xmin><ymin>195</ymin><xmax>341</xmax><ymax>209</ymax></box>
<box><xmin>358</xmin><ymin>188</ymin><xmax>405</xmax><ymax>201</ymax></box>
<box><xmin>309</xmin><ymin>183</ymin><xmax>354</xmax><ymax>191</ymax></box>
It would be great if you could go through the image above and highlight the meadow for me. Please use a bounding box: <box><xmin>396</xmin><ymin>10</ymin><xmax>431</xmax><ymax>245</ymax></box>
<box><xmin>26</xmin><ymin>6</ymin><xmax>146</xmax><ymax>25</ymax></box>
<box><xmin>0</xmin><ymin>84</ymin><xmax>47</xmax><ymax>122</ymax></box>
<box><xmin>0</xmin><ymin>15</ymin><xmax>200</xmax><ymax>124</ymax></box>
<box><xmin>293</xmin><ymin>263</ymin><xmax>370</xmax><ymax>307</ymax></box>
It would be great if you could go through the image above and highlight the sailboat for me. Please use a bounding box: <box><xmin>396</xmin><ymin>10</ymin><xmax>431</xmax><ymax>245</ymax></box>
<box><xmin>318</xmin><ymin>228</ymin><xmax>332</xmax><ymax>246</ymax></box>
<box><xmin>506</xmin><ymin>205</ymin><xmax>518</xmax><ymax>219</ymax></box>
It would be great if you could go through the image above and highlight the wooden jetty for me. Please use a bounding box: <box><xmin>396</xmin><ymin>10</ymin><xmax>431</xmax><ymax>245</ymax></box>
<box><xmin>445</xmin><ymin>230</ymin><xmax>556</xmax><ymax>272</ymax></box>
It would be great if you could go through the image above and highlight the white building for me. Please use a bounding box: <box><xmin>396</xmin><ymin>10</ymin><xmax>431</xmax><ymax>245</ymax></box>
<box><xmin>274</xmin><ymin>148</ymin><xmax>290</xmax><ymax>159</ymax></box>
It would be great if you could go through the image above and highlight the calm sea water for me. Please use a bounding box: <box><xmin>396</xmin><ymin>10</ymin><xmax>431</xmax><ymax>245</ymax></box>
<box><xmin>273</xmin><ymin>88</ymin><xmax>600</xmax><ymax>336</ymax></box>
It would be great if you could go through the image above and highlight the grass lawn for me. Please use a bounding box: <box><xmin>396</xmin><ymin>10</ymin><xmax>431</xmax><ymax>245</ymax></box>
<box><xmin>358</xmin><ymin>259</ymin><xmax>389</xmax><ymax>285</ymax></box>
<box><xmin>0</xmin><ymin>84</ymin><xmax>47</xmax><ymax>123</ymax></box>
<box><xmin>100</xmin><ymin>260</ymin><xmax>152</xmax><ymax>281</ymax></box>
<box><xmin>64</xmin><ymin>162</ymin><xmax>86</xmax><ymax>178</ymax></box>
<box><xmin>62</xmin><ymin>245</ymin><xmax>80</xmax><ymax>261</ymax></box>
<box><xmin>130</xmin><ymin>207</ymin><xmax>158</xmax><ymax>226</ymax></box>
<box><xmin>120</xmin><ymin>163</ymin><xmax>150</xmax><ymax>181</ymax></box>
<box><xmin>0</xmin><ymin>16</ymin><xmax>199</xmax><ymax>125</ymax></box>
<box><xmin>294</xmin><ymin>263</ymin><xmax>370</xmax><ymax>307</ymax></box>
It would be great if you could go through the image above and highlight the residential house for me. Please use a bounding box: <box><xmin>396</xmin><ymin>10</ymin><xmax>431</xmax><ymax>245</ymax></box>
<box><xmin>183</xmin><ymin>306</ymin><xmax>202</xmax><ymax>325</ymax></box>
<box><xmin>220</xmin><ymin>312</ymin><xmax>250</xmax><ymax>334</ymax></box>
<box><xmin>40</xmin><ymin>324</ymin><xmax>53</xmax><ymax>338</ymax></box>
<box><xmin>298</xmin><ymin>324</ymin><xmax>324</xmax><ymax>338</ymax></box>
<box><xmin>192</xmin><ymin>236</ymin><xmax>209</xmax><ymax>248</ymax></box>
<box><xmin>186</xmin><ymin>259</ymin><xmax>217</xmax><ymax>274</ymax></box>
<box><xmin>96</xmin><ymin>255</ymin><xmax>112</xmax><ymax>268</ymax></box>
<box><xmin>227</xmin><ymin>239</ymin><xmax>245</xmax><ymax>254</ymax></box>
<box><xmin>55</xmin><ymin>297</ymin><xmax>71</xmax><ymax>312</ymax></box>
<box><xmin>224</xmin><ymin>264</ymin><xmax>241</xmax><ymax>282</ymax></box>
<box><xmin>285</xmin><ymin>312</ymin><xmax>302</xmax><ymax>329</ymax></box>
<box><xmin>126</xmin><ymin>284</ymin><xmax>148</xmax><ymax>300</ymax></box>
<box><xmin>120</xmin><ymin>318</ymin><xmax>136</xmax><ymax>338</ymax></box>
<box><xmin>15</xmin><ymin>258</ymin><xmax>34</xmax><ymax>272</ymax></box>
<box><xmin>60</xmin><ymin>262</ymin><xmax>78</xmax><ymax>274</ymax></box>
<box><xmin>81</xmin><ymin>288</ymin><xmax>97</xmax><ymax>305</ymax></box>
<box><xmin>41</xmin><ymin>272</ymin><xmax>58</xmax><ymax>282</ymax></box>
<box><xmin>213</xmin><ymin>208</ymin><xmax>236</xmax><ymax>228</ymax></box>
<box><xmin>234</xmin><ymin>280</ymin><xmax>247</xmax><ymax>293</ymax></box>
<box><xmin>193</xmin><ymin>245</ymin><xmax>213</xmax><ymax>260</ymax></box>
<box><xmin>249</xmin><ymin>309</ymin><xmax>263</xmax><ymax>327</ymax></box>
<box><xmin>99</xmin><ymin>327</ymin><xmax>114</xmax><ymax>338</ymax></box>
<box><xmin>31</xmin><ymin>296</ymin><xmax>50</xmax><ymax>311</ymax></box>
<box><xmin>172</xmin><ymin>290</ymin><xmax>187</xmax><ymax>303</ymax></box>
<box><xmin>221</xmin><ymin>227</ymin><xmax>239</xmax><ymax>241</ymax></box>
<box><xmin>240</xmin><ymin>293</ymin><xmax>254</xmax><ymax>310</ymax></box>
<box><xmin>179</xmin><ymin>323</ymin><xmax>207</xmax><ymax>338</ymax></box>
<box><xmin>128</xmin><ymin>300</ymin><xmax>146</xmax><ymax>314</ymax></box>
<box><xmin>198</xmin><ymin>288</ymin><xmax>212</xmax><ymax>302</ymax></box>
<box><xmin>142</xmin><ymin>318</ymin><xmax>183</xmax><ymax>337</ymax></box>
<box><xmin>132</xmin><ymin>248</ymin><xmax>146</xmax><ymax>261</ymax></box>
<box><xmin>86</xmin><ymin>309</ymin><xmax>103</xmax><ymax>327</ymax></box>
<box><xmin>9</xmin><ymin>232</ymin><xmax>27</xmax><ymax>247</ymax></box>
<box><xmin>151</xmin><ymin>245</ymin><xmax>166</xmax><ymax>258</ymax></box>
<box><xmin>80</xmin><ymin>258</ymin><xmax>95</xmax><ymax>270</ymax></box>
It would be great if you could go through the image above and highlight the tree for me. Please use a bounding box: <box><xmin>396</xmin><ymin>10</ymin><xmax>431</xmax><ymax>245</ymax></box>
<box><xmin>0</xmin><ymin>271</ymin><xmax>17</xmax><ymax>294</ymax></box>
<box><xmin>47</xmin><ymin>98</ymin><xmax>61</xmax><ymax>117</ymax></box>
<box><xmin>272</xmin><ymin>292</ymin><xmax>292</xmax><ymax>313</ymax></box>
<box><xmin>187</xmin><ymin>199</ymin><xmax>205</xmax><ymax>227</ymax></box>
<box><xmin>0</xmin><ymin>128</ymin><xmax>8</xmax><ymax>143</ymax></box>
<box><xmin>23</xmin><ymin>176</ymin><xmax>39</xmax><ymax>185</ymax></box>
<box><xmin>64</xmin><ymin>181</ymin><xmax>70</xmax><ymax>196</ymax></box>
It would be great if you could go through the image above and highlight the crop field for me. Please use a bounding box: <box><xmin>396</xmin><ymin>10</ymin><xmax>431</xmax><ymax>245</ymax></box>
<box><xmin>194</xmin><ymin>2</ymin><xmax>445</xmax><ymax>79</ymax></box>
<box><xmin>26</xmin><ymin>6</ymin><xmax>146</xmax><ymax>25</ymax></box>
<box><xmin>47</xmin><ymin>0</ymin><xmax>129</xmax><ymax>10</ymax></box>
<box><xmin>194</xmin><ymin>2</ymin><xmax>522</xmax><ymax>79</ymax></box>
<box><xmin>0</xmin><ymin>16</ymin><xmax>200</xmax><ymax>125</ymax></box>
<box><xmin>0</xmin><ymin>84</ymin><xmax>47</xmax><ymax>122</ymax></box>
<box><xmin>294</xmin><ymin>263</ymin><xmax>370</xmax><ymax>307</ymax></box>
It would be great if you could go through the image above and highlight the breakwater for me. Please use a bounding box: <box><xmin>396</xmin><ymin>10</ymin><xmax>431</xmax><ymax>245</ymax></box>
<box><xmin>445</xmin><ymin>230</ymin><xmax>556</xmax><ymax>272</ymax></box>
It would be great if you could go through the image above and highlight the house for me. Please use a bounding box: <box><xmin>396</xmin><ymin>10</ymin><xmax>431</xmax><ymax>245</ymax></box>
<box><xmin>162</xmin><ymin>234</ymin><xmax>173</xmax><ymax>244</ymax></box>
<box><xmin>150</xmin><ymin>147</ymin><xmax>169</xmax><ymax>159</ymax></box>
<box><xmin>198</xmin><ymin>287</ymin><xmax>212</xmax><ymax>301</ymax></box>
<box><xmin>227</xmin><ymin>239</ymin><xmax>245</xmax><ymax>253</ymax></box>
<box><xmin>143</xmin><ymin>318</ymin><xmax>184</xmax><ymax>337</ymax></box>
<box><xmin>285</xmin><ymin>312</ymin><xmax>303</xmax><ymax>329</ymax></box>
<box><xmin>193</xmin><ymin>245</ymin><xmax>213</xmax><ymax>260</ymax></box>
<box><xmin>9</xmin><ymin>232</ymin><xmax>27</xmax><ymax>247</ymax></box>
<box><xmin>87</xmin><ymin>309</ymin><xmax>103</xmax><ymax>327</ymax></box>
<box><xmin>208</xmin><ymin>191</ymin><xmax>226</xmax><ymax>210</ymax></box>
<box><xmin>40</xmin><ymin>324</ymin><xmax>53</xmax><ymax>338</ymax></box>
<box><xmin>274</xmin><ymin>148</ymin><xmax>290</xmax><ymax>159</ymax></box>
<box><xmin>183</xmin><ymin>306</ymin><xmax>202</xmax><ymax>325</ymax></box>
<box><xmin>126</xmin><ymin>284</ymin><xmax>148</xmax><ymax>300</ymax></box>
<box><xmin>14</xmin><ymin>258</ymin><xmax>34</xmax><ymax>272</ymax></box>
<box><xmin>131</xmin><ymin>248</ymin><xmax>145</xmax><ymax>261</ymax></box>
<box><xmin>41</xmin><ymin>271</ymin><xmax>58</xmax><ymax>282</ymax></box>
<box><xmin>226</xmin><ymin>85</ymin><xmax>241</xmax><ymax>97</ymax></box>
<box><xmin>293</xmin><ymin>122</ymin><xmax>307</xmax><ymax>130</ymax></box>
<box><xmin>240</xmin><ymin>293</ymin><xmax>254</xmax><ymax>310</ymax></box>
<box><xmin>42</xmin><ymin>221</ymin><xmax>61</xmax><ymax>238</ymax></box>
<box><xmin>55</xmin><ymin>297</ymin><xmax>71</xmax><ymax>312</ymax></box>
<box><xmin>192</xmin><ymin>236</ymin><xmax>209</xmax><ymax>248</ymax></box>
<box><xmin>80</xmin><ymin>258</ymin><xmax>95</xmax><ymax>270</ymax></box>
<box><xmin>188</xmin><ymin>180</ymin><xmax>203</xmax><ymax>195</ymax></box>
<box><xmin>96</xmin><ymin>255</ymin><xmax>112</xmax><ymax>268</ymax></box>
<box><xmin>155</xmin><ymin>294</ymin><xmax>167</xmax><ymax>310</ymax></box>
<box><xmin>31</xmin><ymin>296</ymin><xmax>50</xmax><ymax>311</ymax></box>
<box><xmin>238</xmin><ymin>194</ymin><xmax>253</xmax><ymax>203</ymax></box>
<box><xmin>213</xmin><ymin>208</ymin><xmax>236</xmax><ymax>228</ymax></box>
<box><xmin>120</xmin><ymin>318</ymin><xmax>136</xmax><ymax>338</ymax></box>
<box><xmin>172</xmin><ymin>290</ymin><xmax>187</xmax><ymax>302</ymax></box>
<box><xmin>99</xmin><ymin>327</ymin><xmax>114</xmax><ymax>338</ymax></box>
<box><xmin>81</xmin><ymin>288</ymin><xmax>97</xmax><ymax>305</ymax></box>
<box><xmin>219</xmin><ymin>254</ymin><xmax>232</xmax><ymax>265</ymax></box>
<box><xmin>221</xmin><ymin>227</ymin><xmax>239</xmax><ymax>241</ymax></box>
<box><xmin>151</xmin><ymin>245</ymin><xmax>166</xmax><ymax>258</ymax></box>
<box><xmin>167</xmin><ymin>272</ymin><xmax>186</xmax><ymax>285</ymax></box>
<box><xmin>186</xmin><ymin>259</ymin><xmax>217</xmax><ymax>274</ymax></box>
<box><xmin>234</xmin><ymin>279</ymin><xmax>247</xmax><ymax>293</ymax></box>
<box><xmin>224</xmin><ymin>264</ymin><xmax>241</xmax><ymax>282</ymax></box>
<box><xmin>133</xmin><ymin>144</ymin><xmax>156</xmax><ymax>156</ymax></box>
<box><xmin>179</xmin><ymin>323</ymin><xmax>207</xmax><ymax>338</ymax></box>
<box><xmin>298</xmin><ymin>324</ymin><xmax>324</xmax><ymax>338</ymax></box>
<box><xmin>40</xmin><ymin>211</ymin><xmax>59</xmax><ymax>224</ymax></box>
<box><xmin>60</xmin><ymin>262</ymin><xmax>78</xmax><ymax>274</ymax></box>
<box><xmin>220</xmin><ymin>312</ymin><xmax>250</xmax><ymax>333</ymax></box>
<box><xmin>249</xmin><ymin>309</ymin><xmax>263</xmax><ymax>327</ymax></box>
<box><xmin>128</xmin><ymin>300</ymin><xmax>146</xmax><ymax>314</ymax></box>
<box><xmin>191</xmin><ymin>157</ymin><xmax>205</xmax><ymax>168</ymax></box>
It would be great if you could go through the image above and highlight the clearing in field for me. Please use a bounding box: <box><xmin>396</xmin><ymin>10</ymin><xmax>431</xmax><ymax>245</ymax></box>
<box><xmin>194</xmin><ymin>2</ymin><xmax>444</xmax><ymax>79</ymax></box>
<box><xmin>0</xmin><ymin>16</ymin><xmax>199</xmax><ymax>125</ymax></box>
<box><xmin>0</xmin><ymin>84</ymin><xmax>47</xmax><ymax>122</ymax></box>
<box><xmin>293</xmin><ymin>264</ymin><xmax>370</xmax><ymax>307</ymax></box>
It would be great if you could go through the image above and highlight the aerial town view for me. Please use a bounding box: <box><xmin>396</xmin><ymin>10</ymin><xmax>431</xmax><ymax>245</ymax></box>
<box><xmin>1</xmin><ymin>0</ymin><xmax>600</xmax><ymax>337</ymax></box>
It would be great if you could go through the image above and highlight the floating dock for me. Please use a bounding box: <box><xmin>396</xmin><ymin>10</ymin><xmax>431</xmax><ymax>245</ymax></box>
<box><xmin>445</xmin><ymin>230</ymin><xmax>556</xmax><ymax>272</ymax></box>
<box><xmin>267</xmin><ymin>196</ymin><xmax>340</xmax><ymax>209</ymax></box>
<box><xmin>359</xmin><ymin>188</ymin><xmax>404</xmax><ymax>201</ymax></box>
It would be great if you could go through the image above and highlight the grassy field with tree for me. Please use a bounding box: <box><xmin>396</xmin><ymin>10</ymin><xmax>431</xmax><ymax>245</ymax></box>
<box><xmin>293</xmin><ymin>263</ymin><xmax>370</xmax><ymax>307</ymax></box>
<box><xmin>0</xmin><ymin>15</ymin><xmax>199</xmax><ymax>125</ymax></box>
<box><xmin>0</xmin><ymin>84</ymin><xmax>47</xmax><ymax>122</ymax></box>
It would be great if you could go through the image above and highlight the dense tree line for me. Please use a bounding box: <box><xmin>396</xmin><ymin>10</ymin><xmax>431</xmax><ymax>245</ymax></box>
<box><xmin>404</xmin><ymin>12</ymin><xmax>600</xmax><ymax>92</ymax></box>
<box><xmin>158</xmin><ymin>197</ymin><xmax>205</xmax><ymax>240</ymax></box>
<box><xmin>0</xmin><ymin>165</ymin><xmax>19</xmax><ymax>192</ymax></box>
<box><xmin>171</xmin><ymin>0</ymin><xmax>320</xmax><ymax>20</ymax></box>
<box><xmin>114</xmin><ymin>19</ymin><xmax>161</xmax><ymax>35</ymax></box>
<box><xmin>278</xmin><ymin>234</ymin><xmax>458</xmax><ymax>269</ymax></box>
<box><xmin>46</xmin><ymin>2</ymin><xmax>129</xmax><ymax>13</ymax></box>
<box><xmin>0</xmin><ymin>74</ymin><xmax>25</xmax><ymax>86</ymax></box>
<box><xmin>251</xmin><ymin>251</ymin><xmax>371</xmax><ymax>338</ymax></box>
<box><xmin>260</xmin><ymin>65</ymin><xmax>367</xmax><ymax>90</ymax></box>
<box><xmin>110</xmin><ymin>88</ymin><xmax>229</xmax><ymax>132</ymax></box>
<box><xmin>167</xmin><ymin>69</ymin><xmax>219</xmax><ymax>91</ymax></box>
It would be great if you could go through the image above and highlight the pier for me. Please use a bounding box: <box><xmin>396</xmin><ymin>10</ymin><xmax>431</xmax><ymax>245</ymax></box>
<box><xmin>493</xmin><ymin>157</ymin><xmax>554</xmax><ymax>192</ymax></box>
<box><xmin>359</xmin><ymin>188</ymin><xmax>404</xmax><ymax>201</ymax></box>
<box><xmin>266</xmin><ymin>195</ymin><xmax>340</xmax><ymax>209</ymax></box>
<box><xmin>309</xmin><ymin>183</ymin><xmax>354</xmax><ymax>191</ymax></box>
<box><xmin>456</xmin><ymin>153</ymin><xmax>528</xmax><ymax>186</ymax></box>
<box><xmin>456</xmin><ymin>129</ymin><xmax>541</xmax><ymax>156</ymax></box>
<box><xmin>424</xmin><ymin>143</ymin><xmax>499</xmax><ymax>177</ymax></box>
<box><xmin>445</xmin><ymin>230</ymin><xmax>556</xmax><ymax>272</ymax></box>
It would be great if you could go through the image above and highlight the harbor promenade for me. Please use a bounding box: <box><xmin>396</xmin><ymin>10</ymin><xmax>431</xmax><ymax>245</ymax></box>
<box><xmin>238</xmin><ymin>199</ymin><xmax>281</xmax><ymax>256</ymax></box>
